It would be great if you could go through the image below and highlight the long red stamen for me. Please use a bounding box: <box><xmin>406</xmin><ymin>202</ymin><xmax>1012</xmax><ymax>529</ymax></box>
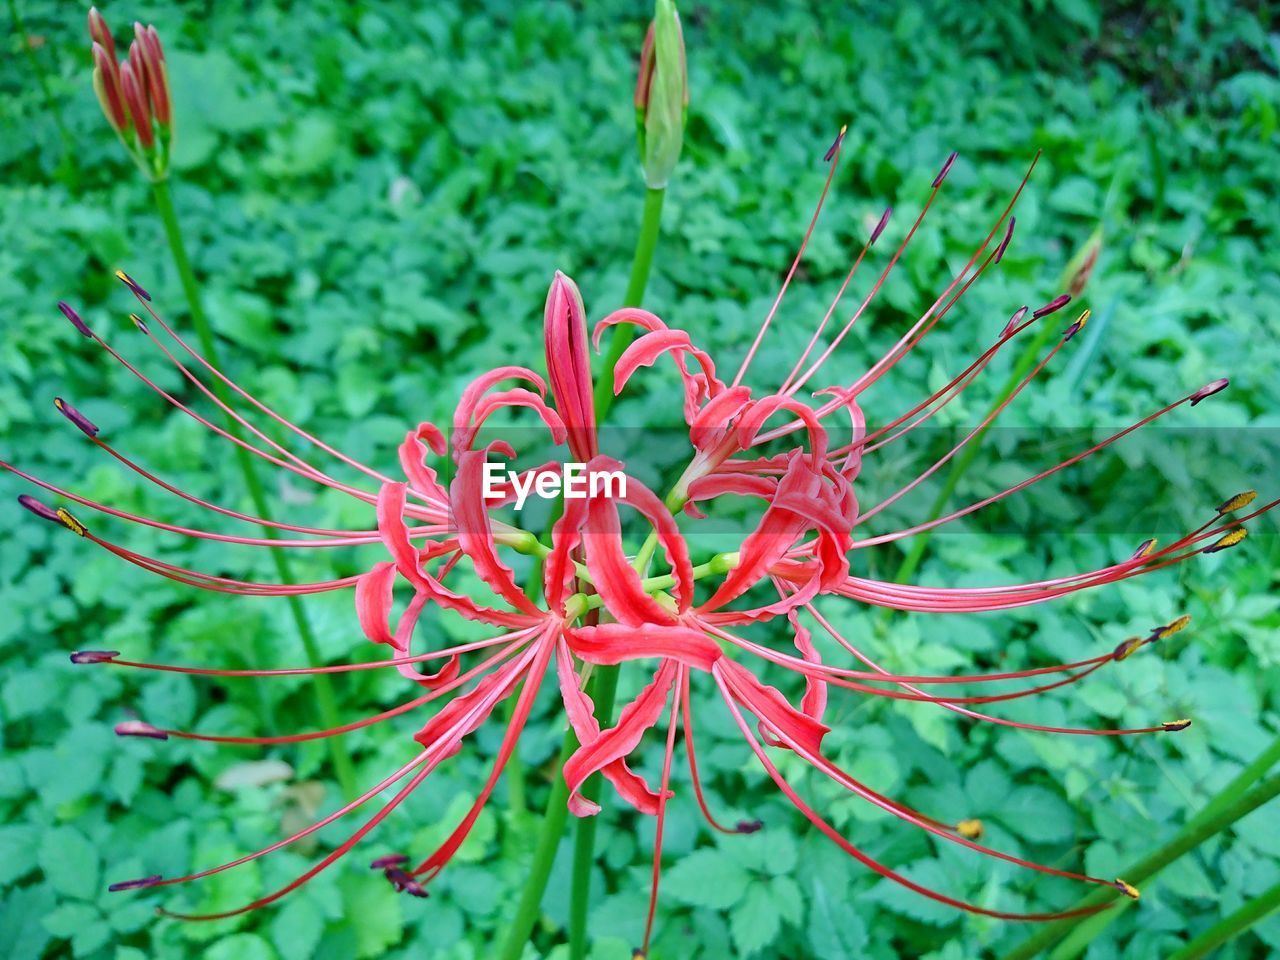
<box><xmin>643</xmin><ymin>667</ymin><xmax>683</xmax><ymax>954</ymax></box>
<box><xmin>679</xmin><ymin>672</ymin><xmax>748</xmax><ymax>834</ymax></box>
<box><xmin>731</xmin><ymin>126</ymin><xmax>847</xmax><ymax>389</ymax></box>
<box><xmin>146</xmin><ymin>638</ymin><xmax>531</xmax><ymax>745</ymax></box>
<box><xmin>714</xmin><ymin>672</ymin><xmax>1118</xmax><ymax>921</ymax></box>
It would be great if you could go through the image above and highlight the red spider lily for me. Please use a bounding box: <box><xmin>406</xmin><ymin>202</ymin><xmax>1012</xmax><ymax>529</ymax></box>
<box><xmin>10</xmin><ymin>140</ymin><xmax>1275</xmax><ymax>949</ymax></box>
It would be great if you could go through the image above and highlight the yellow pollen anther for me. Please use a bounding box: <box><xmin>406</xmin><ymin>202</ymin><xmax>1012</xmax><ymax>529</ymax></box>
<box><xmin>114</xmin><ymin>269</ymin><xmax>129</xmax><ymax>282</ymax></box>
<box><xmin>1162</xmin><ymin>719</ymin><xmax>1192</xmax><ymax>732</ymax></box>
<box><xmin>1134</xmin><ymin>538</ymin><xmax>1157</xmax><ymax>559</ymax></box>
<box><xmin>1114</xmin><ymin>878</ymin><xmax>1141</xmax><ymax>900</ymax></box>
<box><xmin>1206</xmin><ymin>528</ymin><xmax>1248</xmax><ymax>553</ymax></box>
<box><xmin>1217</xmin><ymin>490</ymin><xmax>1257</xmax><ymax>514</ymax></box>
<box><xmin>839</xmin><ymin>124</ymin><xmax>848</xmax><ymax>136</ymax></box>
<box><xmin>955</xmin><ymin>819</ymin><xmax>984</xmax><ymax>840</ymax></box>
<box><xmin>55</xmin><ymin>508</ymin><xmax>87</xmax><ymax>537</ymax></box>
<box><xmin>1155</xmin><ymin>615</ymin><xmax>1192</xmax><ymax>640</ymax></box>
<box><xmin>1113</xmin><ymin>637</ymin><xmax>1143</xmax><ymax>661</ymax></box>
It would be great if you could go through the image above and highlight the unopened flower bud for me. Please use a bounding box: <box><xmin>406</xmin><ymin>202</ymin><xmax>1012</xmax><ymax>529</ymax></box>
<box><xmin>119</xmin><ymin>61</ymin><xmax>154</xmax><ymax>149</ymax></box>
<box><xmin>88</xmin><ymin>8</ymin><xmax>117</xmax><ymax>62</ymax></box>
<box><xmin>91</xmin><ymin>42</ymin><xmax>128</xmax><ymax>135</ymax></box>
<box><xmin>1063</xmin><ymin>225</ymin><xmax>1103</xmax><ymax>299</ymax></box>
<box><xmin>634</xmin><ymin>0</ymin><xmax>687</xmax><ymax>189</ymax></box>
<box><xmin>544</xmin><ymin>272</ymin><xmax>597</xmax><ymax>461</ymax></box>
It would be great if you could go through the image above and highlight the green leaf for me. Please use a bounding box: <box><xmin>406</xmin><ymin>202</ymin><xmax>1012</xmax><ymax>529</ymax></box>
<box><xmin>663</xmin><ymin>848</ymin><xmax>751</xmax><ymax>910</ymax></box>
<box><xmin>41</xmin><ymin>902</ymin><xmax>101</xmax><ymax>938</ymax></box>
<box><xmin>338</xmin><ymin>872</ymin><xmax>404</xmax><ymax>958</ymax></box>
<box><xmin>730</xmin><ymin>884</ymin><xmax>782</xmax><ymax>957</ymax></box>
<box><xmin>206</xmin><ymin>933</ymin><xmax>279</xmax><ymax>960</ymax></box>
<box><xmin>808</xmin><ymin>880</ymin><xmax>869</xmax><ymax>959</ymax></box>
<box><xmin>0</xmin><ymin>824</ymin><xmax>39</xmax><ymax>885</ymax></box>
<box><xmin>270</xmin><ymin>896</ymin><xmax>324</xmax><ymax>960</ymax></box>
<box><xmin>38</xmin><ymin>826</ymin><xmax>101</xmax><ymax>900</ymax></box>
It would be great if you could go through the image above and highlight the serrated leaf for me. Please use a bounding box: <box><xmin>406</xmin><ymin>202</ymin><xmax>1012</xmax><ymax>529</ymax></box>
<box><xmin>808</xmin><ymin>880</ymin><xmax>869</xmax><ymax>959</ymax></box>
<box><xmin>730</xmin><ymin>884</ymin><xmax>781</xmax><ymax>957</ymax></box>
<box><xmin>663</xmin><ymin>848</ymin><xmax>751</xmax><ymax>909</ymax></box>
<box><xmin>38</xmin><ymin>826</ymin><xmax>100</xmax><ymax>900</ymax></box>
<box><xmin>270</xmin><ymin>895</ymin><xmax>324</xmax><ymax>960</ymax></box>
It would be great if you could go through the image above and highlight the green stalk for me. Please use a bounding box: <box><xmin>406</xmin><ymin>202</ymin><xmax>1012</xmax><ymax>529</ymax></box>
<box><xmin>593</xmin><ymin>187</ymin><xmax>666</xmax><ymax>416</ymax></box>
<box><xmin>151</xmin><ymin>179</ymin><xmax>358</xmax><ymax>800</ymax></box>
<box><xmin>1000</xmin><ymin>771</ymin><xmax>1280</xmax><ymax>960</ymax></box>
<box><xmin>566</xmin><ymin>667</ymin><xmax>622</xmax><ymax>959</ymax></box>
<box><xmin>495</xmin><ymin>733</ymin><xmax>577</xmax><ymax>960</ymax></box>
<box><xmin>497</xmin><ymin>183</ymin><xmax>667</xmax><ymax>959</ymax></box>
<box><xmin>568</xmin><ymin>184</ymin><xmax>667</xmax><ymax>960</ymax></box>
<box><xmin>9</xmin><ymin>0</ymin><xmax>77</xmax><ymax>188</ymax></box>
<box><xmin>1166</xmin><ymin>879</ymin><xmax>1280</xmax><ymax>960</ymax></box>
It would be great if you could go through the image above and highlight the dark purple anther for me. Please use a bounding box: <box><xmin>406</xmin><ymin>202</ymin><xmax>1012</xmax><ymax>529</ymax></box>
<box><xmin>58</xmin><ymin>301</ymin><xmax>93</xmax><ymax>338</ymax></box>
<box><xmin>1063</xmin><ymin>318</ymin><xmax>1087</xmax><ymax>341</ymax></box>
<box><xmin>384</xmin><ymin>867</ymin><xmax>429</xmax><ymax>897</ymax></box>
<box><xmin>1032</xmin><ymin>294</ymin><xmax>1071</xmax><ymax>319</ymax></box>
<box><xmin>1002</xmin><ymin>305</ymin><xmax>1029</xmax><ymax>338</ymax></box>
<box><xmin>114</xmin><ymin>270</ymin><xmax>151</xmax><ymax>301</ymax></box>
<box><xmin>932</xmin><ymin>150</ymin><xmax>958</xmax><ymax>188</ymax></box>
<box><xmin>1128</xmin><ymin>538</ymin><xmax>1156</xmax><ymax>561</ymax></box>
<box><xmin>1190</xmin><ymin>378</ymin><xmax>1229</xmax><ymax>406</ymax></box>
<box><xmin>129</xmin><ymin>313</ymin><xmax>150</xmax><ymax>335</ymax></box>
<box><xmin>71</xmin><ymin>650</ymin><xmax>119</xmax><ymax>664</ymax></box>
<box><xmin>994</xmin><ymin>216</ymin><xmax>1016</xmax><ymax>263</ymax></box>
<box><xmin>18</xmin><ymin>494</ymin><xmax>62</xmax><ymax>524</ymax></box>
<box><xmin>870</xmin><ymin>206</ymin><xmax>892</xmax><ymax>245</ymax></box>
<box><xmin>823</xmin><ymin>126</ymin><xmax>846</xmax><ymax>163</ymax></box>
<box><xmin>369</xmin><ymin>854</ymin><xmax>409</xmax><ymax>870</ymax></box>
<box><xmin>735</xmin><ymin>819</ymin><xmax>764</xmax><ymax>834</ymax></box>
<box><xmin>115</xmin><ymin>720</ymin><xmax>168</xmax><ymax>740</ymax></box>
<box><xmin>54</xmin><ymin>398</ymin><xmax>100</xmax><ymax>437</ymax></box>
<box><xmin>109</xmin><ymin>875</ymin><xmax>163</xmax><ymax>892</ymax></box>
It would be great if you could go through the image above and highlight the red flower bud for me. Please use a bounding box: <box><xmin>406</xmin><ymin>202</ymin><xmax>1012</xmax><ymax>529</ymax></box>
<box><xmin>87</xmin><ymin>7</ymin><xmax>116</xmax><ymax>63</ymax></box>
<box><xmin>544</xmin><ymin>272</ymin><xmax>597</xmax><ymax>461</ymax></box>
<box><xmin>138</xmin><ymin>25</ymin><xmax>171</xmax><ymax>126</ymax></box>
<box><xmin>120</xmin><ymin>61</ymin><xmax>154</xmax><ymax>149</ymax></box>
<box><xmin>91</xmin><ymin>42</ymin><xmax>128</xmax><ymax>134</ymax></box>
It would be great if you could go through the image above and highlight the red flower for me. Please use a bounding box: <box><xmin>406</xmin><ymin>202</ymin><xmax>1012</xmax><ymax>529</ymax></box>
<box><xmin>9</xmin><ymin>145</ymin><xmax>1273</xmax><ymax>946</ymax></box>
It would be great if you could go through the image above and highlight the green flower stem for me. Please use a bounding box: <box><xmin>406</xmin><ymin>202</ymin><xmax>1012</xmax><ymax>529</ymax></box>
<box><xmin>9</xmin><ymin>0</ymin><xmax>77</xmax><ymax>188</ymax></box>
<box><xmin>501</xmin><ymin>182</ymin><xmax>668</xmax><ymax>959</ymax></box>
<box><xmin>1166</xmin><ymin>878</ymin><xmax>1280</xmax><ymax>960</ymax></box>
<box><xmin>569</xmin><ymin>182</ymin><xmax>667</xmax><ymax>960</ymax></box>
<box><xmin>495</xmin><ymin>732</ymin><xmax>577</xmax><ymax>960</ymax></box>
<box><xmin>1000</xmin><ymin>771</ymin><xmax>1280</xmax><ymax>960</ymax></box>
<box><xmin>566</xmin><ymin>665</ymin><xmax>622</xmax><ymax>960</ymax></box>
<box><xmin>593</xmin><ymin>187</ymin><xmax>666</xmax><ymax>417</ymax></box>
<box><xmin>151</xmin><ymin>179</ymin><xmax>359</xmax><ymax>801</ymax></box>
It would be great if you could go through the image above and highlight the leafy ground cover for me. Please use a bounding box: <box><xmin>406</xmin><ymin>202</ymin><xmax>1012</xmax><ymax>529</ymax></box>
<box><xmin>1</xmin><ymin>1</ymin><xmax>1278</xmax><ymax>957</ymax></box>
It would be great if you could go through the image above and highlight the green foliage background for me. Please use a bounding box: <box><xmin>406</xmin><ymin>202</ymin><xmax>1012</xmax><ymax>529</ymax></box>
<box><xmin>2</xmin><ymin>1</ymin><xmax>1278</xmax><ymax>958</ymax></box>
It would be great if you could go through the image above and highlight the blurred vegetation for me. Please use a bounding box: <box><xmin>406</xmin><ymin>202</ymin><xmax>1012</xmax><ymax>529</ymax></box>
<box><xmin>1</xmin><ymin>1</ymin><xmax>1278</xmax><ymax>958</ymax></box>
